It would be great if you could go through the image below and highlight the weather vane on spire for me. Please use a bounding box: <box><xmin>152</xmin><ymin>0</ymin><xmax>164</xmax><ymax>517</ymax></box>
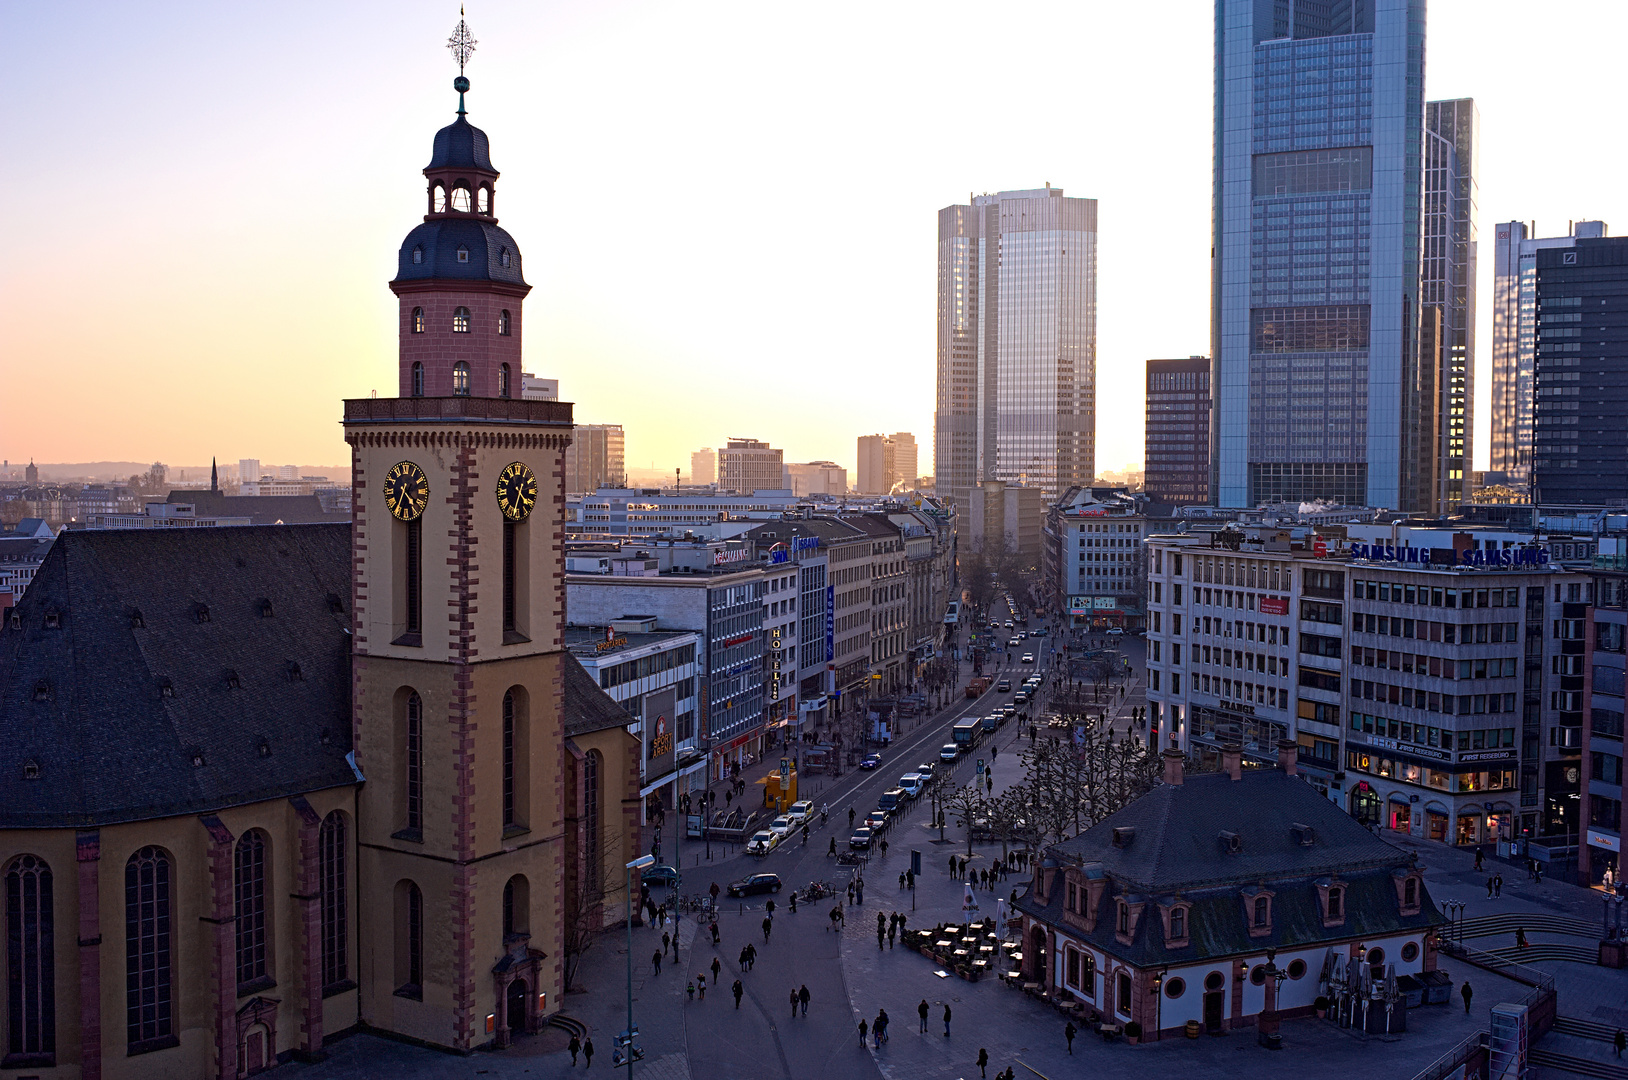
<box><xmin>447</xmin><ymin>8</ymin><xmax>477</xmax><ymax>114</ymax></box>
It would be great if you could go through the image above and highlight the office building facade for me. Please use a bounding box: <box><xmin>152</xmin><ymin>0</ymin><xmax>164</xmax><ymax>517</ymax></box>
<box><xmin>1144</xmin><ymin>357</ymin><xmax>1211</xmax><ymax>506</ymax></box>
<box><xmin>1489</xmin><ymin>220</ymin><xmax>1608</xmax><ymax>488</ymax></box>
<box><xmin>718</xmin><ymin>438</ymin><xmax>784</xmax><ymax>494</ymax></box>
<box><xmin>690</xmin><ymin>447</ymin><xmax>716</xmax><ymax>486</ymax></box>
<box><xmin>1421</xmin><ymin>99</ymin><xmax>1478</xmax><ymax>515</ymax></box>
<box><xmin>783</xmin><ymin>461</ymin><xmax>847</xmax><ymax>498</ymax></box>
<box><xmin>563</xmin><ymin>423</ymin><xmax>627</xmax><ymax>494</ymax></box>
<box><xmin>936</xmin><ymin>186</ymin><xmax>1097</xmax><ymax>510</ymax></box>
<box><xmin>1212</xmin><ymin>0</ymin><xmax>1425</xmax><ymax>510</ymax></box>
<box><xmin>1531</xmin><ymin>236</ymin><xmax>1628</xmax><ymax>505</ymax></box>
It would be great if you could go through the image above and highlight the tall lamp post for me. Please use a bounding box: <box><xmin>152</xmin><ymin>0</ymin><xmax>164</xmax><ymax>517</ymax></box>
<box><xmin>622</xmin><ymin>854</ymin><xmax>655</xmax><ymax>1077</ymax></box>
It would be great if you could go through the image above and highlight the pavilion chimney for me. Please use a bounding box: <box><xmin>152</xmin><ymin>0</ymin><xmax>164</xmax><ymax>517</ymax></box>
<box><xmin>1278</xmin><ymin>738</ymin><xmax>1298</xmax><ymax>777</ymax></box>
<box><xmin>1221</xmin><ymin>742</ymin><xmax>1243</xmax><ymax>782</ymax></box>
<box><xmin>1161</xmin><ymin>748</ymin><xmax>1184</xmax><ymax>786</ymax></box>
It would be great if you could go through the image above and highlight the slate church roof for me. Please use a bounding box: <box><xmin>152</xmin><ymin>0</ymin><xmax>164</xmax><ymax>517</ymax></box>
<box><xmin>0</xmin><ymin>524</ymin><xmax>356</xmax><ymax>828</ymax></box>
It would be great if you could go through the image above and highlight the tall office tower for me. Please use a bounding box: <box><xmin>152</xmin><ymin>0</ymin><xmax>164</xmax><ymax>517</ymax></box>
<box><xmin>1212</xmin><ymin>0</ymin><xmax>1425</xmax><ymax>510</ymax></box>
<box><xmin>718</xmin><ymin>438</ymin><xmax>783</xmax><ymax>493</ymax></box>
<box><xmin>1490</xmin><ymin>220</ymin><xmax>1608</xmax><ymax>488</ymax></box>
<box><xmin>563</xmin><ymin>423</ymin><xmax>627</xmax><ymax>493</ymax></box>
<box><xmin>690</xmin><ymin>447</ymin><xmax>716</xmax><ymax>486</ymax></box>
<box><xmin>1144</xmin><ymin>357</ymin><xmax>1211</xmax><ymax>505</ymax></box>
<box><xmin>1532</xmin><ymin>236</ymin><xmax>1628</xmax><ymax>504</ymax></box>
<box><xmin>238</xmin><ymin>458</ymin><xmax>260</xmax><ymax>483</ymax></box>
<box><xmin>935</xmin><ymin>185</ymin><xmax>1097</xmax><ymax>510</ymax></box>
<box><xmin>856</xmin><ymin>434</ymin><xmax>897</xmax><ymax>495</ymax></box>
<box><xmin>890</xmin><ymin>433</ymin><xmax>918</xmax><ymax>490</ymax></box>
<box><xmin>1420</xmin><ymin>99</ymin><xmax>1478</xmax><ymax>514</ymax></box>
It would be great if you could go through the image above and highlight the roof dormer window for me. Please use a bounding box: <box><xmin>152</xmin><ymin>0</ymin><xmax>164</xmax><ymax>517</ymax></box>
<box><xmin>456</xmin><ymin>245</ymin><xmax>470</xmax><ymax>264</ymax></box>
<box><xmin>1253</xmin><ymin>896</ymin><xmax>1268</xmax><ymax>927</ymax></box>
<box><xmin>412</xmin><ymin>245</ymin><xmax>424</xmax><ymax>265</ymax></box>
<box><xmin>500</xmin><ymin>246</ymin><xmax>511</xmax><ymax>268</ymax></box>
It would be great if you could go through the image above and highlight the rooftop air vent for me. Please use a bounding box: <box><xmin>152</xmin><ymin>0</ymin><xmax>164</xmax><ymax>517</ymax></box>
<box><xmin>194</xmin><ymin>603</ymin><xmax>211</xmax><ymax>623</ymax></box>
<box><xmin>1112</xmin><ymin>826</ymin><xmax>1136</xmax><ymax>848</ymax></box>
<box><xmin>326</xmin><ymin>592</ymin><xmax>345</xmax><ymax>615</ymax></box>
<box><xmin>33</xmin><ymin>680</ymin><xmax>49</xmax><ymax>702</ymax></box>
<box><xmin>224</xmin><ymin>669</ymin><xmax>241</xmax><ymax>690</ymax></box>
<box><xmin>159</xmin><ymin>678</ymin><xmax>175</xmax><ymax>699</ymax></box>
<box><xmin>1290</xmin><ymin>823</ymin><xmax>1317</xmax><ymax>846</ymax></box>
<box><xmin>43</xmin><ymin>612</ymin><xmax>60</xmax><ymax>629</ymax></box>
<box><xmin>285</xmin><ymin>661</ymin><xmax>303</xmax><ymax>682</ymax></box>
<box><xmin>258</xmin><ymin>739</ymin><xmax>272</xmax><ymax>758</ymax></box>
<box><xmin>130</xmin><ymin>608</ymin><xmax>145</xmax><ymax>628</ymax></box>
<box><xmin>259</xmin><ymin>599</ymin><xmax>275</xmax><ymax>618</ymax></box>
<box><xmin>191</xmin><ymin>751</ymin><xmax>206</xmax><ymax>767</ymax></box>
<box><xmin>1219</xmin><ymin>831</ymin><xmax>1243</xmax><ymax>854</ymax></box>
<box><xmin>23</xmin><ymin>760</ymin><xmax>40</xmax><ymax>780</ymax></box>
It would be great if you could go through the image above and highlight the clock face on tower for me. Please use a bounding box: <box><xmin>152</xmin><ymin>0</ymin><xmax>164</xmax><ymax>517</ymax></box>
<box><xmin>383</xmin><ymin>461</ymin><xmax>430</xmax><ymax>521</ymax></box>
<box><xmin>495</xmin><ymin>461</ymin><xmax>538</xmax><ymax>521</ymax></box>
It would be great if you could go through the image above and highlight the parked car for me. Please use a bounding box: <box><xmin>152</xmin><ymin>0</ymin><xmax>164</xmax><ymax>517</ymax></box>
<box><xmin>849</xmin><ymin>827</ymin><xmax>874</xmax><ymax>850</ymax></box>
<box><xmin>746</xmin><ymin>830</ymin><xmax>778</xmax><ymax>855</ymax></box>
<box><xmin>768</xmin><ymin>816</ymin><xmax>794</xmax><ymax>838</ymax></box>
<box><xmin>641</xmin><ymin>864</ymin><xmax>681</xmax><ymax>887</ymax></box>
<box><xmin>915</xmin><ymin>762</ymin><xmax>937</xmax><ymax>778</ymax></box>
<box><xmin>898</xmin><ymin>774</ymin><xmax>924</xmax><ymax>797</ymax></box>
<box><xmin>859</xmin><ymin>753</ymin><xmax>883</xmax><ymax>770</ymax></box>
<box><xmin>867</xmin><ymin>811</ymin><xmax>889</xmax><ymax>831</ymax></box>
<box><xmin>1013</xmin><ymin>691</ymin><xmax>1029</xmax><ymax>705</ymax></box>
<box><xmin>786</xmin><ymin>800</ymin><xmax>814</xmax><ymax>825</ymax></box>
<box><xmin>1107</xmin><ymin>627</ymin><xmax>1125</xmax><ymax>636</ymax></box>
<box><xmin>727</xmin><ymin>873</ymin><xmax>783</xmax><ymax>897</ymax></box>
<box><xmin>940</xmin><ymin>743</ymin><xmax>960</xmax><ymax>762</ymax></box>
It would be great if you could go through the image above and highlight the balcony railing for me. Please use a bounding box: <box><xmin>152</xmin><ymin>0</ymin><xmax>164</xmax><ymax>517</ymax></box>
<box><xmin>343</xmin><ymin>396</ymin><xmax>573</xmax><ymax>427</ymax></box>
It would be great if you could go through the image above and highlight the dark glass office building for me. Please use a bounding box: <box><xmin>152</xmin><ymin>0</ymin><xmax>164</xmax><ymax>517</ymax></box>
<box><xmin>1145</xmin><ymin>357</ymin><xmax>1211</xmax><ymax>505</ymax></box>
<box><xmin>1212</xmin><ymin>0</ymin><xmax>1426</xmax><ymax>509</ymax></box>
<box><xmin>1533</xmin><ymin>237</ymin><xmax>1628</xmax><ymax>504</ymax></box>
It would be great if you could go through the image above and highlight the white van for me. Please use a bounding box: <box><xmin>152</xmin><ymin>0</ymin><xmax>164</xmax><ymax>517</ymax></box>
<box><xmin>898</xmin><ymin>774</ymin><xmax>924</xmax><ymax>798</ymax></box>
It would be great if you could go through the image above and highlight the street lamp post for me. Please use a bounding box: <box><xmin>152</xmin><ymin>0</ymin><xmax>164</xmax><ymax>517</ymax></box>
<box><xmin>622</xmin><ymin>854</ymin><xmax>656</xmax><ymax>1077</ymax></box>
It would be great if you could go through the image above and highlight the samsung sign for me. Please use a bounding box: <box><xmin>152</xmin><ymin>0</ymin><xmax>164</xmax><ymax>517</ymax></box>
<box><xmin>1349</xmin><ymin>543</ymin><xmax>1550</xmax><ymax>568</ymax></box>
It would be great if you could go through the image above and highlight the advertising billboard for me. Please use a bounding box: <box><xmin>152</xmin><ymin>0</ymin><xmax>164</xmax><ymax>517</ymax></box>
<box><xmin>1068</xmin><ymin>596</ymin><xmax>1091</xmax><ymax>615</ymax></box>
<box><xmin>1093</xmin><ymin>596</ymin><xmax>1117</xmax><ymax>610</ymax></box>
<box><xmin>1259</xmin><ymin>596</ymin><xmax>1289</xmax><ymax>616</ymax></box>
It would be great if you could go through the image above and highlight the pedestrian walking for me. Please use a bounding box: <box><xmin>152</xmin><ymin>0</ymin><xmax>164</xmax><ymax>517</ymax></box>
<box><xmin>569</xmin><ymin>1033</ymin><xmax>582</xmax><ymax>1064</ymax></box>
<box><xmin>799</xmin><ymin>984</ymin><xmax>810</xmax><ymax>1016</ymax></box>
<box><xmin>1461</xmin><ymin>980</ymin><xmax>1473</xmax><ymax>1015</ymax></box>
<box><xmin>711</xmin><ymin>956</ymin><xmax>722</xmax><ymax>985</ymax></box>
<box><xmin>907</xmin><ymin>869</ymin><xmax>915</xmax><ymax>890</ymax></box>
<box><xmin>878</xmin><ymin>925</ymin><xmax>886</xmax><ymax>950</ymax></box>
<box><xmin>766</xmin><ymin>899</ymin><xmax>776</xmax><ymax>917</ymax></box>
<box><xmin>1065</xmin><ymin>1020</ymin><xmax>1077</xmax><ymax>1053</ymax></box>
<box><xmin>878</xmin><ymin>1008</ymin><xmax>890</xmax><ymax>1042</ymax></box>
<box><xmin>710</xmin><ymin>920</ymin><xmax>720</xmax><ymax>945</ymax></box>
<box><xmin>739</xmin><ymin>945</ymin><xmax>750</xmax><ymax>969</ymax></box>
<box><xmin>762</xmin><ymin>916</ymin><xmax>773</xmax><ymax>943</ymax></box>
<box><xmin>858</xmin><ymin>1019</ymin><xmax>869</xmax><ymax>1047</ymax></box>
<box><xmin>949</xmin><ymin>855</ymin><xmax>958</xmax><ymax>877</ymax></box>
<box><xmin>888</xmin><ymin>919</ymin><xmax>897</xmax><ymax>948</ymax></box>
<box><xmin>857</xmin><ymin>877</ymin><xmax>865</xmax><ymax>904</ymax></box>
<box><xmin>583</xmin><ymin>1037</ymin><xmax>594</xmax><ymax>1067</ymax></box>
<box><xmin>790</xmin><ymin>892</ymin><xmax>798</xmax><ymax>914</ymax></box>
<box><xmin>1535</xmin><ymin>863</ymin><xmax>1544</xmax><ymax>883</ymax></box>
<box><xmin>943</xmin><ymin>1003</ymin><xmax>953</xmax><ymax>1037</ymax></box>
<box><xmin>733</xmin><ymin>978</ymin><xmax>744</xmax><ymax>1008</ymax></box>
<box><xmin>881</xmin><ymin>839</ymin><xmax>890</xmax><ymax>859</ymax></box>
<box><xmin>1614</xmin><ymin>1029</ymin><xmax>1625</xmax><ymax>1058</ymax></box>
<box><xmin>662</xmin><ymin>931</ymin><xmax>671</xmax><ymax>956</ymax></box>
<box><xmin>919</xmin><ymin>999</ymin><xmax>930</xmax><ymax>1032</ymax></box>
<box><xmin>1495</xmin><ymin>875</ymin><xmax>1503</xmax><ymax>897</ymax></box>
<box><xmin>829</xmin><ymin>836</ymin><xmax>838</xmax><ymax>856</ymax></box>
<box><xmin>847</xmin><ymin>882</ymin><xmax>855</xmax><ymax>905</ymax></box>
<box><xmin>1486</xmin><ymin>877</ymin><xmax>1495</xmax><ymax>899</ymax></box>
<box><xmin>849</xmin><ymin>807</ymin><xmax>857</xmax><ymax>828</ymax></box>
<box><xmin>710</xmin><ymin>881</ymin><xmax>721</xmax><ymax>906</ymax></box>
<box><xmin>1516</xmin><ymin>927</ymin><xmax>1528</xmax><ymax>950</ymax></box>
<box><xmin>697</xmin><ymin>974</ymin><xmax>706</xmax><ymax>1000</ymax></box>
<box><xmin>977</xmin><ymin>1048</ymin><xmax>989</xmax><ymax>1077</ymax></box>
<box><xmin>1473</xmin><ymin>847</ymin><xmax>1484</xmax><ymax>871</ymax></box>
<box><xmin>900</xmin><ymin>871</ymin><xmax>907</xmax><ymax>890</ymax></box>
<box><xmin>652</xmin><ymin>950</ymin><xmax>662</xmax><ymax>975</ymax></box>
<box><xmin>873</xmin><ymin>1011</ymin><xmax>885</xmax><ymax>1046</ymax></box>
<box><xmin>789</xmin><ymin>987</ymin><xmax>799</xmax><ymax>1018</ymax></box>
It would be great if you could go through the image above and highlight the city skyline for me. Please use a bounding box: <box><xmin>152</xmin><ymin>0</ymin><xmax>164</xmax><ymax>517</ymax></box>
<box><xmin>7</xmin><ymin>2</ymin><xmax>1628</xmax><ymax>490</ymax></box>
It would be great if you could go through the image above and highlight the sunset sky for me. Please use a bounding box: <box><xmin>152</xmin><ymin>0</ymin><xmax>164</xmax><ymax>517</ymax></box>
<box><xmin>4</xmin><ymin>2</ymin><xmax>1627</xmax><ymax>483</ymax></box>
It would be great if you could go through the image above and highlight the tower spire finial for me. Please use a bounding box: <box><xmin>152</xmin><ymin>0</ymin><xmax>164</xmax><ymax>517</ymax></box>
<box><xmin>447</xmin><ymin>8</ymin><xmax>478</xmax><ymax>116</ymax></box>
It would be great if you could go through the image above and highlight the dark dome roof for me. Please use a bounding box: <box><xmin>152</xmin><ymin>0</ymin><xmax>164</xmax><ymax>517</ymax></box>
<box><xmin>394</xmin><ymin>219</ymin><xmax>526</xmax><ymax>287</ymax></box>
<box><xmin>427</xmin><ymin>115</ymin><xmax>495</xmax><ymax>172</ymax></box>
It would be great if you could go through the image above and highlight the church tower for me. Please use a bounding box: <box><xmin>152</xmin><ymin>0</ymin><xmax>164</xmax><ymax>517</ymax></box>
<box><xmin>344</xmin><ymin>19</ymin><xmax>575</xmax><ymax>1050</ymax></box>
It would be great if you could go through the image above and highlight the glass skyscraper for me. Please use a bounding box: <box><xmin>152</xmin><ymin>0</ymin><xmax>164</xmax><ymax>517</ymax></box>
<box><xmin>1420</xmin><ymin>98</ymin><xmax>1478</xmax><ymax>515</ymax></box>
<box><xmin>1489</xmin><ymin>220</ymin><xmax>1607</xmax><ymax>489</ymax></box>
<box><xmin>1212</xmin><ymin>0</ymin><xmax>1425</xmax><ymax>510</ymax></box>
<box><xmin>936</xmin><ymin>187</ymin><xmax>1097</xmax><ymax>509</ymax></box>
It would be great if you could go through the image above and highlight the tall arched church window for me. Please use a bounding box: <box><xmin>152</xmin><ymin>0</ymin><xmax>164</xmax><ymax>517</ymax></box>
<box><xmin>498</xmin><ymin>309</ymin><xmax>511</xmax><ymax>336</ymax></box>
<box><xmin>498</xmin><ymin>363</ymin><xmax>511</xmax><ymax>399</ymax></box>
<box><xmin>5</xmin><ymin>855</ymin><xmax>54</xmax><ymax>1063</ymax></box>
<box><xmin>584</xmin><ymin>751</ymin><xmax>603</xmax><ymax>897</ymax></box>
<box><xmin>412</xmin><ymin>307</ymin><xmax>425</xmax><ymax>334</ymax></box>
<box><xmin>452</xmin><ymin>362</ymin><xmax>471</xmax><ymax>396</ymax></box>
<box><xmin>411</xmin><ymin>362</ymin><xmax>425</xmax><ymax>398</ymax></box>
<box><xmin>319</xmin><ymin>812</ymin><xmax>348</xmax><ymax>989</ymax></box>
<box><xmin>405</xmin><ymin>692</ymin><xmax>423</xmax><ymax>832</ymax></box>
<box><xmin>125</xmin><ymin>847</ymin><xmax>173</xmax><ymax>1051</ymax></box>
<box><xmin>234</xmin><ymin>831</ymin><xmax>269</xmax><ymax>991</ymax></box>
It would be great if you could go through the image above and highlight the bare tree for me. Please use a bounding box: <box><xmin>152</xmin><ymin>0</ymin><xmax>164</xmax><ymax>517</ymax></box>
<box><xmin>1005</xmin><ymin>721</ymin><xmax>1160</xmax><ymax>845</ymax></box>
<box><xmin>562</xmin><ymin>862</ymin><xmax>632</xmax><ymax>992</ymax></box>
<box><xmin>944</xmin><ymin>782</ymin><xmax>987</xmax><ymax>857</ymax></box>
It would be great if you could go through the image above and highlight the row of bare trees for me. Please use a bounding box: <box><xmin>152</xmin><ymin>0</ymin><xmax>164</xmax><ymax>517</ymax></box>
<box><xmin>944</xmin><ymin>717</ymin><xmax>1162</xmax><ymax>860</ymax></box>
